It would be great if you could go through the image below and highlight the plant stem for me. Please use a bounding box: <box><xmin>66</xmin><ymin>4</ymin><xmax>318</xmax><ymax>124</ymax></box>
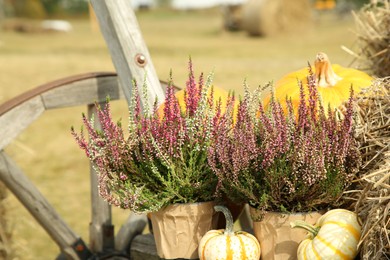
<box><xmin>290</xmin><ymin>220</ymin><xmax>320</xmax><ymax>238</ymax></box>
<box><xmin>214</xmin><ymin>205</ymin><xmax>234</xmax><ymax>235</ymax></box>
<box><xmin>314</xmin><ymin>52</ymin><xmax>342</xmax><ymax>88</ymax></box>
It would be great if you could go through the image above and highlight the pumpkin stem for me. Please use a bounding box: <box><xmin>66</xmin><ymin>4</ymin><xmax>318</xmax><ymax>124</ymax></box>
<box><xmin>290</xmin><ymin>220</ymin><xmax>320</xmax><ymax>238</ymax></box>
<box><xmin>214</xmin><ymin>205</ymin><xmax>234</xmax><ymax>236</ymax></box>
<box><xmin>314</xmin><ymin>52</ymin><xmax>342</xmax><ymax>88</ymax></box>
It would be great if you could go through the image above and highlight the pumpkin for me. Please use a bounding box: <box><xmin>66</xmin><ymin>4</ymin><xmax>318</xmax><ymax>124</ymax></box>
<box><xmin>263</xmin><ymin>52</ymin><xmax>372</xmax><ymax>113</ymax></box>
<box><xmin>291</xmin><ymin>209</ymin><xmax>362</xmax><ymax>260</ymax></box>
<box><xmin>198</xmin><ymin>205</ymin><xmax>261</xmax><ymax>260</ymax></box>
<box><xmin>315</xmin><ymin>0</ymin><xmax>336</xmax><ymax>10</ymax></box>
<box><xmin>157</xmin><ymin>86</ymin><xmax>238</xmax><ymax>123</ymax></box>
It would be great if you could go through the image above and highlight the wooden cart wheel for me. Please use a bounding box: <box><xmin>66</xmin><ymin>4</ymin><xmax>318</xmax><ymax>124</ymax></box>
<box><xmin>0</xmin><ymin>72</ymin><xmax>167</xmax><ymax>259</ymax></box>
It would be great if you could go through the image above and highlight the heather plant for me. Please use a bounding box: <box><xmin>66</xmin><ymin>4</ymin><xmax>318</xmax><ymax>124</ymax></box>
<box><xmin>72</xmin><ymin>61</ymin><xmax>219</xmax><ymax>213</ymax></box>
<box><xmin>208</xmin><ymin>69</ymin><xmax>362</xmax><ymax>213</ymax></box>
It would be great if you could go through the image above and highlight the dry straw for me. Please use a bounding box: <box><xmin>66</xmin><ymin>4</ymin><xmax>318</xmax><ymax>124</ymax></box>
<box><xmin>342</xmin><ymin>1</ymin><xmax>389</xmax><ymax>258</ymax></box>
<box><xmin>344</xmin><ymin>77</ymin><xmax>389</xmax><ymax>260</ymax></box>
<box><xmin>343</xmin><ymin>0</ymin><xmax>390</xmax><ymax>77</ymax></box>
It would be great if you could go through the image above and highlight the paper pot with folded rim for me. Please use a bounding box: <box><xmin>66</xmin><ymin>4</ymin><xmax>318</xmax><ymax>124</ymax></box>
<box><xmin>250</xmin><ymin>208</ymin><xmax>323</xmax><ymax>260</ymax></box>
<box><xmin>149</xmin><ymin>201</ymin><xmax>219</xmax><ymax>259</ymax></box>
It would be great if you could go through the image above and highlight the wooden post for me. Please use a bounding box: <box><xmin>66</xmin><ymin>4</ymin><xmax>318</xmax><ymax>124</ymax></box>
<box><xmin>88</xmin><ymin>104</ymin><xmax>114</xmax><ymax>253</ymax></box>
<box><xmin>89</xmin><ymin>1</ymin><xmax>168</xmax><ymax>252</ymax></box>
<box><xmin>90</xmin><ymin>0</ymin><xmax>165</xmax><ymax>110</ymax></box>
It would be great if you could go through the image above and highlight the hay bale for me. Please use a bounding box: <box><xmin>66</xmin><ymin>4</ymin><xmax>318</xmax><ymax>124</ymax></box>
<box><xmin>241</xmin><ymin>0</ymin><xmax>312</xmax><ymax>36</ymax></box>
<box><xmin>344</xmin><ymin>77</ymin><xmax>390</xmax><ymax>260</ymax></box>
<box><xmin>346</xmin><ymin>0</ymin><xmax>390</xmax><ymax>77</ymax></box>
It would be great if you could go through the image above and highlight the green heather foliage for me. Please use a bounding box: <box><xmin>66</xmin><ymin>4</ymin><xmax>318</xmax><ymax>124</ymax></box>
<box><xmin>72</xmin><ymin>61</ymin><xmax>219</xmax><ymax>213</ymax></box>
<box><xmin>208</xmin><ymin>68</ymin><xmax>361</xmax><ymax>213</ymax></box>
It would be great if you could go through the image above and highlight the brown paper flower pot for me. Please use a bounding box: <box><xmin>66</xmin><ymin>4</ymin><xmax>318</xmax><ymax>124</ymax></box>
<box><xmin>250</xmin><ymin>208</ymin><xmax>322</xmax><ymax>260</ymax></box>
<box><xmin>149</xmin><ymin>201</ymin><xmax>219</xmax><ymax>259</ymax></box>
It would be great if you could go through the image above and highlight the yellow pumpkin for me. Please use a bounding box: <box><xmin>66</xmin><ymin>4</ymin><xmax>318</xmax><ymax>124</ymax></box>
<box><xmin>263</xmin><ymin>52</ymin><xmax>372</xmax><ymax>113</ymax></box>
<box><xmin>198</xmin><ymin>205</ymin><xmax>261</xmax><ymax>260</ymax></box>
<box><xmin>315</xmin><ymin>0</ymin><xmax>336</xmax><ymax>10</ymax></box>
<box><xmin>291</xmin><ymin>209</ymin><xmax>362</xmax><ymax>260</ymax></box>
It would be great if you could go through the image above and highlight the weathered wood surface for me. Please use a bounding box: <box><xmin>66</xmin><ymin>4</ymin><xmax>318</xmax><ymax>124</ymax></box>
<box><xmin>115</xmin><ymin>213</ymin><xmax>147</xmax><ymax>252</ymax></box>
<box><xmin>0</xmin><ymin>151</ymin><xmax>81</xmax><ymax>259</ymax></box>
<box><xmin>41</xmin><ymin>75</ymin><xmax>122</xmax><ymax>109</ymax></box>
<box><xmin>130</xmin><ymin>234</ymin><xmax>159</xmax><ymax>260</ymax></box>
<box><xmin>0</xmin><ymin>72</ymin><xmax>117</xmax><ymax>114</ymax></box>
<box><xmin>90</xmin><ymin>0</ymin><xmax>165</xmax><ymax>109</ymax></box>
<box><xmin>0</xmin><ymin>96</ymin><xmax>45</xmax><ymax>151</ymax></box>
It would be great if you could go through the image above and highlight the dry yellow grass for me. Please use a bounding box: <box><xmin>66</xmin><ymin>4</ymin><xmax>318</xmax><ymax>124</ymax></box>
<box><xmin>0</xmin><ymin>8</ymin><xmax>359</xmax><ymax>259</ymax></box>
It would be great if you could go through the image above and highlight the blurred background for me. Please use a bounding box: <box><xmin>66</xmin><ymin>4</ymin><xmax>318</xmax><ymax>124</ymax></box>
<box><xmin>0</xmin><ymin>0</ymin><xmax>371</xmax><ymax>258</ymax></box>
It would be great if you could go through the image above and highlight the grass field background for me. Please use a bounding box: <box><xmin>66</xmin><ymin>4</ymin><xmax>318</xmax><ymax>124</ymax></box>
<box><xmin>1</xmin><ymin>8</ymin><xmax>359</xmax><ymax>259</ymax></box>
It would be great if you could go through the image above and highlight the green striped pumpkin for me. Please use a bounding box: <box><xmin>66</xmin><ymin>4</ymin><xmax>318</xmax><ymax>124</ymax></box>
<box><xmin>291</xmin><ymin>209</ymin><xmax>362</xmax><ymax>260</ymax></box>
<box><xmin>199</xmin><ymin>206</ymin><xmax>261</xmax><ymax>260</ymax></box>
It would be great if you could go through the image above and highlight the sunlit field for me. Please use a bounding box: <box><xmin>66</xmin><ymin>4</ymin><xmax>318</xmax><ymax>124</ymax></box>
<box><xmin>0</xmin><ymin>7</ymin><xmax>359</xmax><ymax>259</ymax></box>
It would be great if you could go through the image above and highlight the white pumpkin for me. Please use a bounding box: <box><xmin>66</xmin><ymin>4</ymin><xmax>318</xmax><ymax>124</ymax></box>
<box><xmin>291</xmin><ymin>208</ymin><xmax>362</xmax><ymax>260</ymax></box>
<box><xmin>199</xmin><ymin>205</ymin><xmax>261</xmax><ymax>260</ymax></box>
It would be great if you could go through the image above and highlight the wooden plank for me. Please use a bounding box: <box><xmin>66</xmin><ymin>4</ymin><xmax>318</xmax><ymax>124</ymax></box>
<box><xmin>88</xmin><ymin>104</ymin><xmax>114</xmax><ymax>253</ymax></box>
<box><xmin>41</xmin><ymin>76</ymin><xmax>124</xmax><ymax>109</ymax></box>
<box><xmin>115</xmin><ymin>213</ymin><xmax>147</xmax><ymax>252</ymax></box>
<box><xmin>0</xmin><ymin>73</ymin><xmax>117</xmax><ymax>117</ymax></box>
<box><xmin>130</xmin><ymin>234</ymin><xmax>159</xmax><ymax>260</ymax></box>
<box><xmin>0</xmin><ymin>96</ymin><xmax>45</xmax><ymax>150</ymax></box>
<box><xmin>90</xmin><ymin>0</ymin><xmax>165</xmax><ymax>109</ymax></box>
<box><xmin>0</xmin><ymin>151</ymin><xmax>81</xmax><ymax>259</ymax></box>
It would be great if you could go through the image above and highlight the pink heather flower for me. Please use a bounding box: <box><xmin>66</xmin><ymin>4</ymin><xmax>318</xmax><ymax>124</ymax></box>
<box><xmin>185</xmin><ymin>59</ymin><xmax>200</xmax><ymax>117</ymax></box>
<box><xmin>307</xmin><ymin>66</ymin><xmax>318</xmax><ymax>122</ymax></box>
<box><xmin>160</xmin><ymin>82</ymin><xmax>184</xmax><ymax>158</ymax></box>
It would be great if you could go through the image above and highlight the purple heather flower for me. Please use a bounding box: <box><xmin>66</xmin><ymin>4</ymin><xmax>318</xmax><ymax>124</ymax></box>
<box><xmin>185</xmin><ymin>59</ymin><xmax>200</xmax><ymax>117</ymax></box>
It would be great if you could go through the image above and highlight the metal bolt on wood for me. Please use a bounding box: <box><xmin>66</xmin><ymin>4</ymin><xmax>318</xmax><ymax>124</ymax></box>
<box><xmin>135</xmin><ymin>54</ymin><xmax>147</xmax><ymax>67</ymax></box>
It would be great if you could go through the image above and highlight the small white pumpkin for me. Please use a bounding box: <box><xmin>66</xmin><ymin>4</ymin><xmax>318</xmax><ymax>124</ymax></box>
<box><xmin>199</xmin><ymin>205</ymin><xmax>261</xmax><ymax>260</ymax></box>
<box><xmin>291</xmin><ymin>209</ymin><xmax>362</xmax><ymax>260</ymax></box>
